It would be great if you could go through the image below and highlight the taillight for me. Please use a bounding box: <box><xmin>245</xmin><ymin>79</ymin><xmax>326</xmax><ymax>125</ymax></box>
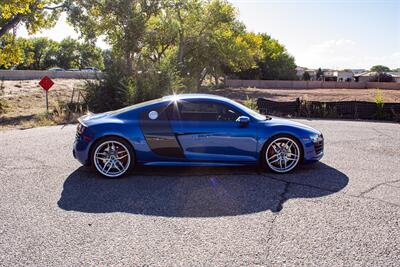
<box><xmin>77</xmin><ymin>123</ymin><xmax>87</xmax><ymax>135</ymax></box>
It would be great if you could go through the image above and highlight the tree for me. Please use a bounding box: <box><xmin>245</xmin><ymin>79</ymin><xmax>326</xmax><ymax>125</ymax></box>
<box><xmin>0</xmin><ymin>0</ymin><xmax>63</xmax><ymax>38</ymax></box>
<box><xmin>67</xmin><ymin>0</ymin><xmax>161</xmax><ymax>74</ymax></box>
<box><xmin>0</xmin><ymin>34</ymin><xmax>25</xmax><ymax>68</ymax></box>
<box><xmin>79</xmin><ymin>42</ymin><xmax>104</xmax><ymax>70</ymax></box>
<box><xmin>17</xmin><ymin>37</ymin><xmax>59</xmax><ymax>69</ymax></box>
<box><xmin>370</xmin><ymin>65</ymin><xmax>391</xmax><ymax>73</ymax></box>
<box><xmin>258</xmin><ymin>34</ymin><xmax>297</xmax><ymax>80</ymax></box>
<box><xmin>56</xmin><ymin>37</ymin><xmax>80</xmax><ymax>69</ymax></box>
<box><xmin>302</xmin><ymin>71</ymin><xmax>311</xmax><ymax>81</ymax></box>
<box><xmin>229</xmin><ymin>33</ymin><xmax>297</xmax><ymax>80</ymax></box>
<box><xmin>0</xmin><ymin>1</ymin><xmax>63</xmax><ymax>67</ymax></box>
<box><xmin>370</xmin><ymin>73</ymin><xmax>394</xmax><ymax>83</ymax></box>
<box><xmin>166</xmin><ymin>0</ymin><xmax>258</xmax><ymax>89</ymax></box>
<box><xmin>142</xmin><ymin>10</ymin><xmax>179</xmax><ymax>63</ymax></box>
<box><xmin>316</xmin><ymin>68</ymin><xmax>323</xmax><ymax>80</ymax></box>
<box><xmin>65</xmin><ymin>0</ymin><xmax>300</xmax><ymax>101</ymax></box>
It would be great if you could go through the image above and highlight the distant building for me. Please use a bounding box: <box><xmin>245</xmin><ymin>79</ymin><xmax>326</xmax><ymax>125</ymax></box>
<box><xmin>388</xmin><ymin>72</ymin><xmax>400</xmax><ymax>83</ymax></box>
<box><xmin>322</xmin><ymin>70</ymin><xmax>353</xmax><ymax>82</ymax></box>
<box><xmin>354</xmin><ymin>71</ymin><xmax>377</xmax><ymax>82</ymax></box>
<box><xmin>354</xmin><ymin>71</ymin><xmax>400</xmax><ymax>82</ymax></box>
<box><xmin>350</xmin><ymin>69</ymin><xmax>366</xmax><ymax>75</ymax></box>
<box><xmin>322</xmin><ymin>70</ymin><xmax>337</xmax><ymax>81</ymax></box>
<box><xmin>337</xmin><ymin>71</ymin><xmax>354</xmax><ymax>82</ymax></box>
<box><xmin>296</xmin><ymin>66</ymin><xmax>317</xmax><ymax>80</ymax></box>
<box><xmin>295</xmin><ymin>66</ymin><xmax>306</xmax><ymax>79</ymax></box>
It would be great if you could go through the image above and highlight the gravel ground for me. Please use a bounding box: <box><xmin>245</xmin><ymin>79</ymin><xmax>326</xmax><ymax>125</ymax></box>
<box><xmin>214</xmin><ymin>87</ymin><xmax>400</xmax><ymax>102</ymax></box>
<box><xmin>0</xmin><ymin>119</ymin><xmax>399</xmax><ymax>266</ymax></box>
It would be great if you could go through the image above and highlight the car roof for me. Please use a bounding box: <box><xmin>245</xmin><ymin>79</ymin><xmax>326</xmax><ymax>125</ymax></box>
<box><xmin>162</xmin><ymin>94</ymin><xmax>230</xmax><ymax>102</ymax></box>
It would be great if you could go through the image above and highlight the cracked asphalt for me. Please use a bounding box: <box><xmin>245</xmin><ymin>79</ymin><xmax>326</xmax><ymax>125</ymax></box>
<box><xmin>0</xmin><ymin>119</ymin><xmax>399</xmax><ymax>266</ymax></box>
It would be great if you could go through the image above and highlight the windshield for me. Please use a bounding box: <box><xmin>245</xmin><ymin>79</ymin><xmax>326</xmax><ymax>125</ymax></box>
<box><xmin>225</xmin><ymin>98</ymin><xmax>268</xmax><ymax>120</ymax></box>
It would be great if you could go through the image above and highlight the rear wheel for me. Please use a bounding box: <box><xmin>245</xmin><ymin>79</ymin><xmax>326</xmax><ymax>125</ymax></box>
<box><xmin>262</xmin><ymin>135</ymin><xmax>302</xmax><ymax>173</ymax></box>
<box><xmin>92</xmin><ymin>137</ymin><xmax>134</xmax><ymax>178</ymax></box>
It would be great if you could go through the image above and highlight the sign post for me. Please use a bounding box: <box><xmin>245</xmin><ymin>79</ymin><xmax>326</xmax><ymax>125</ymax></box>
<box><xmin>39</xmin><ymin>76</ymin><xmax>54</xmax><ymax>113</ymax></box>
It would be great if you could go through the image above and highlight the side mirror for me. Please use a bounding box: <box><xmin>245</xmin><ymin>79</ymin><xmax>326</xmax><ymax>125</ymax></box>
<box><xmin>236</xmin><ymin>116</ymin><xmax>250</xmax><ymax>127</ymax></box>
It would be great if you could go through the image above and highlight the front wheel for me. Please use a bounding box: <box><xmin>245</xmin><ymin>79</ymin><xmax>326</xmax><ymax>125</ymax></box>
<box><xmin>92</xmin><ymin>137</ymin><xmax>134</xmax><ymax>178</ymax></box>
<box><xmin>262</xmin><ymin>135</ymin><xmax>302</xmax><ymax>174</ymax></box>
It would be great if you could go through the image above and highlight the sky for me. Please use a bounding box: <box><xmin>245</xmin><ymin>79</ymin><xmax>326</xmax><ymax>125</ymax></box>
<box><xmin>18</xmin><ymin>0</ymin><xmax>400</xmax><ymax>70</ymax></box>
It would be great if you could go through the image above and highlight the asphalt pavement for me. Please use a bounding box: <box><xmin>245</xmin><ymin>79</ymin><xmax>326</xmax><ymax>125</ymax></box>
<box><xmin>0</xmin><ymin>119</ymin><xmax>399</xmax><ymax>266</ymax></box>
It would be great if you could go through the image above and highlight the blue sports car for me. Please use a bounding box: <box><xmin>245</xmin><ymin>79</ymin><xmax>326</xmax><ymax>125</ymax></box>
<box><xmin>73</xmin><ymin>94</ymin><xmax>324</xmax><ymax>178</ymax></box>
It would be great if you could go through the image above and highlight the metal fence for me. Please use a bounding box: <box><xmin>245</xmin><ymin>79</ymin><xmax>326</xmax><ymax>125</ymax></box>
<box><xmin>257</xmin><ymin>98</ymin><xmax>400</xmax><ymax>121</ymax></box>
<box><xmin>226</xmin><ymin>79</ymin><xmax>400</xmax><ymax>90</ymax></box>
<box><xmin>0</xmin><ymin>70</ymin><xmax>104</xmax><ymax>80</ymax></box>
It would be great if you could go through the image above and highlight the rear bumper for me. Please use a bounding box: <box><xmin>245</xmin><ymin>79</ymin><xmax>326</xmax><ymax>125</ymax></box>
<box><xmin>73</xmin><ymin>139</ymin><xmax>91</xmax><ymax>166</ymax></box>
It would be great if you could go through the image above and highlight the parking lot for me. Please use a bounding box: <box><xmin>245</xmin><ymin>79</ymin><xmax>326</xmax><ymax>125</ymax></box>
<box><xmin>0</xmin><ymin>119</ymin><xmax>399</xmax><ymax>266</ymax></box>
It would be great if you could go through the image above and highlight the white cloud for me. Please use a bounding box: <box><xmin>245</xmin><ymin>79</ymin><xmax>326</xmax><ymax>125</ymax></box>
<box><xmin>313</xmin><ymin>39</ymin><xmax>356</xmax><ymax>50</ymax></box>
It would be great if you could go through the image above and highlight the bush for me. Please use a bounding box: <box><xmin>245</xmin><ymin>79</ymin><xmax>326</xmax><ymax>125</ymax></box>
<box><xmin>85</xmin><ymin>70</ymin><xmax>136</xmax><ymax>113</ymax></box>
<box><xmin>370</xmin><ymin>73</ymin><xmax>394</xmax><ymax>82</ymax></box>
<box><xmin>135</xmin><ymin>60</ymin><xmax>184</xmax><ymax>102</ymax></box>
<box><xmin>84</xmin><ymin>61</ymin><xmax>183</xmax><ymax>113</ymax></box>
<box><xmin>51</xmin><ymin>101</ymin><xmax>87</xmax><ymax>123</ymax></box>
<box><xmin>0</xmin><ymin>79</ymin><xmax>8</xmax><ymax>114</ymax></box>
<box><xmin>243</xmin><ymin>95</ymin><xmax>258</xmax><ymax>111</ymax></box>
<box><xmin>302</xmin><ymin>72</ymin><xmax>311</xmax><ymax>81</ymax></box>
<box><xmin>374</xmin><ymin>89</ymin><xmax>385</xmax><ymax>119</ymax></box>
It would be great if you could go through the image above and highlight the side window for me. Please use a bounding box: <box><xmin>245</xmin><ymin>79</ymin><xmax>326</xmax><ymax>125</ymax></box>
<box><xmin>178</xmin><ymin>101</ymin><xmax>241</xmax><ymax>121</ymax></box>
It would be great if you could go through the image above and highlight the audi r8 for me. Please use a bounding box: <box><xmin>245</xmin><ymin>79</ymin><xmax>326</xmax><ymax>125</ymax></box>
<box><xmin>73</xmin><ymin>94</ymin><xmax>324</xmax><ymax>178</ymax></box>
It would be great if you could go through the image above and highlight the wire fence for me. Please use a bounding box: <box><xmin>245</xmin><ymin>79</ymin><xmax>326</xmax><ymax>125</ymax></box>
<box><xmin>257</xmin><ymin>98</ymin><xmax>400</xmax><ymax>122</ymax></box>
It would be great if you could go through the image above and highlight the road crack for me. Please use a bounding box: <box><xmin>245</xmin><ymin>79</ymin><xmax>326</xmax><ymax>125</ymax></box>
<box><xmin>273</xmin><ymin>181</ymin><xmax>290</xmax><ymax>212</ymax></box>
<box><xmin>359</xmin><ymin>178</ymin><xmax>400</xmax><ymax>197</ymax></box>
<box><xmin>262</xmin><ymin>173</ymin><xmax>400</xmax><ymax>209</ymax></box>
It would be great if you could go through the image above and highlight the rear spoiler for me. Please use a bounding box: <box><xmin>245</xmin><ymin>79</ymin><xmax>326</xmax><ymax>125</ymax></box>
<box><xmin>78</xmin><ymin>111</ymin><xmax>94</xmax><ymax>127</ymax></box>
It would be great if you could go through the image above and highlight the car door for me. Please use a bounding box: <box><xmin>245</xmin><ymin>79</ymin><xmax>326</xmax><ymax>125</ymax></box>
<box><xmin>169</xmin><ymin>100</ymin><xmax>258</xmax><ymax>162</ymax></box>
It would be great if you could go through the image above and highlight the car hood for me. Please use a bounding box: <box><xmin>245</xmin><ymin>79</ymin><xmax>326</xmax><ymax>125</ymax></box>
<box><xmin>263</xmin><ymin>116</ymin><xmax>321</xmax><ymax>135</ymax></box>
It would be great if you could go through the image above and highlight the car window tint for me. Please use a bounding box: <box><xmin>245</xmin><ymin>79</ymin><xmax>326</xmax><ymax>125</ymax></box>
<box><xmin>178</xmin><ymin>101</ymin><xmax>241</xmax><ymax>121</ymax></box>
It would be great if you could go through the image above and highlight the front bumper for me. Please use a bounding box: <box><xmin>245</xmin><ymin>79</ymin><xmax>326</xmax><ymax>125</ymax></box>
<box><xmin>303</xmin><ymin>135</ymin><xmax>324</xmax><ymax>162</ymax></box>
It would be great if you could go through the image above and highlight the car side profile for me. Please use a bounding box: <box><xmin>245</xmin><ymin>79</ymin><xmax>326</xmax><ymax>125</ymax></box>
<box><xmin>73</xmin><ymin>94</ymin><xmax>324</xmax><ymax>178</ymax></box>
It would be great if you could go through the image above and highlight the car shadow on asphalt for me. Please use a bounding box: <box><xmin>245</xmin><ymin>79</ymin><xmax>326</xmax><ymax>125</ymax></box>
<box><xmin>57</xmin><ymin>162</ymin><xmax>348</xmax><ymax>217</ymax></box>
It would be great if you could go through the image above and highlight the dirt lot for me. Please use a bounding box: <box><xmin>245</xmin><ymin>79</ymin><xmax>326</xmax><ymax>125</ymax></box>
<box><xmin>0</xmin><ymin>79</ymin><xmax>85</xmax><ymax>129</ymax></box>
<box><xmin>214</xmin><ymin>87</ymin><xmax>400</xmax><ymax>103</ymax></box>
<box><xmin>1</xmin><ymin>79</ymin><xmax>400</xmax><ymax>129</ymax></box>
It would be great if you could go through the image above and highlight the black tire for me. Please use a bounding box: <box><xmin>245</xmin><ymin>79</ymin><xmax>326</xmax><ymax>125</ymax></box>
<box><xmin>91</xmin><ymin>136</ymin><xmax>135</xmax><ymax>178</ymax></box>
<box><xmin>260</xmin><ymin>134</ymin><xmax>303</xmax><ymax>174</ymax></box>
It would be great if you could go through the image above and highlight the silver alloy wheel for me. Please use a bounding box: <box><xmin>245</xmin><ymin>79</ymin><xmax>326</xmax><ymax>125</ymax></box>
<box><xmin>266</xmin><ymin>137</ymin><xmax>300</xmax><ymax>173</ymax></box>
<box><xmin>93</xmin><ymin>140</ymin><xmax>131</xmax><ymax>178</ymax></box>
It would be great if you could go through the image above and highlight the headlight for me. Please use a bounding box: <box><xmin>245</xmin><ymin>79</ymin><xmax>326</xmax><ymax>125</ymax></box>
<box><xmin>304</xmin><ymin>133</ymin><xmax>323</xmax><ymax>142</ymax></box>
<box><xmin>310</xmin><ymin>134</ymin><xmax>323</xmax><ymax>142</ymax></box>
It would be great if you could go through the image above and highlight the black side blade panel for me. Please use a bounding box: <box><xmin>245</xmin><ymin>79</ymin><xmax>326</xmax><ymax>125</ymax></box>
<box><xmin>139</xmin><ymin>108</ymin><xmax>185</xmax><ymax>158</ymax></box>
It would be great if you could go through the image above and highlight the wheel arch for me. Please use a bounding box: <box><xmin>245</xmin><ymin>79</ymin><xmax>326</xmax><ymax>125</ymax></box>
<box><xmin>88</xmin><ymin>134</ymin><xmax>136</xmax><ymax>166</ymax></box>
<box><xmin>259</xmin><ymin>132</ymin><xmax>305</xmax><ymax>165</ymax></box>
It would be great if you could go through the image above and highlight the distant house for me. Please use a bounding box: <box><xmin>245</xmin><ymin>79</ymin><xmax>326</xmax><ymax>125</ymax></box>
<box><xmin>354</xmin><ymin>72</ymin><xmax>377</xmax><ymax>82</ymax></box>
<box><xmin>353</xmin><ymin>71</ymin><xmax>400</xmax><ymax>82</ymax></box>
<box><xmin>350</xmin><ymin>69</ymin><xmax>367</xmax><ymax>75</ymax></box>
<box><xmin>323</xmin><ymin>70</ymin><xmax>353</xmax><ymax>82</ymax></box>
<box><xmin>322</xmin><ymin>70</ymin><xmax>337</xmax><ymax>81</ymax></box>
<box><xmin>337</xmin><ymin>71</ymin><xmax>354</xmax><ymax>82</ymax></box>
<box><xmin>388</xmin><ymin>72</ymin><xmax>400</xmax><ymax>83</ymax></box>
<box><xmin>296</xmin><ymin>66</ymin><xmax>317</xmax><ymax>80</ymax></box>
<box><xmin>295</xmin><ymin>66</ymin><xmax>306</xmax><ymax>79</ymax></box>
